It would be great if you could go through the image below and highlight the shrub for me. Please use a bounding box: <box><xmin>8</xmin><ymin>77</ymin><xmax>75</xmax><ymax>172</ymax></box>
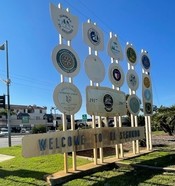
<box><xmin>32</xmin><ymin>124</ymin><xmax>46</xmax><ymax>134</ymax></box>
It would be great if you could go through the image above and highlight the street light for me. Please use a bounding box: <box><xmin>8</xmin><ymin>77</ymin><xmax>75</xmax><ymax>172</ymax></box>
<box><xmin>0</xmin><ymin>40</ymin><xmax>11</xmax><ymax>147</ymax></box>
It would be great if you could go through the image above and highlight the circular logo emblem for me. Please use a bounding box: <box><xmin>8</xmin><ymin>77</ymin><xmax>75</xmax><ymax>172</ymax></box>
<box><xmin>84</xmin><ymin>55</ymin><xmax>105</xmax><ymax>83</ymax></box>
<box><xmin>52</xmin><ymin>44</ymin><xmax>80</xmax><ymax>77</ymax></box>
<box><xmin>144</xmin><ymin>76</ymin><xmax>150</xmax><ymax>88</ymax></box>
<box><xmin>144</xmin><ymin>89</ymin><xmax>152</xmax><ymax>101</ymax></box>
<box><xmin>127</xmin><ymin>95</ymin><xmax>140</xmax><ymax>115</ymax></box>
<box><xmin>108</xmin><ymin>63</ymin><xmax>124</xmax><ymax>87</ymax></box>
<box><xmin>126</xmin><ymin>47</ymin><xmax>137</xmax><ymax>64</ymax></box>
<box><xmin>127</xmin><ymin>70</ymin><xmax>139</xmax><ymax>91</ymax></box>
<box><xmin>103</xmin><ymin>94</ymin><xmax>113</xmax><ymax>112</ymax></box>
<box><xmin>58</xmin><ymin>16</ymin><xmax>73</xmax><ymax>34</ymax></box>
<box><xmin>56</xmin><ymin>49</ymin><xmax>77</xmax><ymax>73</ymax></box>
<box><xmin>88</xmin><ymin>28</ymin><xmax>100</xmax><ymax>46</ymax></box>
<box><xmin>145</xmin><ymin>102</ymin><xmax>152</xmax><ymax>115</ymax></box>
<box><xmin>141</xmin><ymin>55</ymin><xmax>150</xmax><ymax>70</ymax></box>
<box><xmin>113</xmin><ymin>69</ymin><xmax>121</xmax><ymax>81</ymax></box>
<box><xmin>53</xmin><ymin>82</ymin><xmax>82</xmax><ymax>115</ymax></box>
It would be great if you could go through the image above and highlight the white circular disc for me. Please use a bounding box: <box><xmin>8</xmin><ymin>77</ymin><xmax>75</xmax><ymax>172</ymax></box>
<box><xmin>53</xmin><ymin>82</ymin><xmax>82</xmax><ymax>115</ymax></box>
<box><xmin>108</xmin><ymin>63</ymin><xmax>124</xmax><ymax>87</ymax></box>
<box><xmin>127</xmin><ymin>94</ymin><xmax>140</xmax><ymax>116</ymax></box>
<box><xmin>126</xmin><ymin>69</ymin><xmax>139</xmax><ymax>91</ymax></box>
<box><xmin>52</xmin><ymin>44</ymin><xmax>80</xmax><ymax>77</ymax></box>
<box><xmin>84</xmin><ymin>54</ymin><xmax>105</xmax><ymax>83</ymax></box>
<box><xmin>107</xmin><ymin>36</ymin><xmax>123</xmax><ymax>61</ymax></box>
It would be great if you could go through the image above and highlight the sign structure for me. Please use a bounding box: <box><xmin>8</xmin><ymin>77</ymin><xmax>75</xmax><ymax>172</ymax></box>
<box><xmin>50</xmin><ymin>3</ymin><xmax>78</xmax><ymax>40</ymax></box>
<box><xmin>22</xmin><ymin>126</ymin><xmax>145</xmax><ymax>158</ymax></box>
<box><xmin>86</xmin><ymin>86</ymin><xmax>126</xmax><ymax>116</ymax></box>
<box><xmin>83</xmin><ymin>22</ymin><xmax>104</xmax><ymax>50</ymax></box>
<box><xmin>126</xmin><ymin>69</ymin><xmax>139</xmax><ymax>91</ymax></box>
<box><xmin>108</xmin><ymin>63</ymin><xmax>125</xmax><ymax>88</ymax></box>
<box><xmin>84</xmin><ymin>54</ymin><xmax>105</xmax><ymax>83</ymax></box>
<box><xmin>107</xmin><ymin>35</ymin><xmax>123</xmax><ymax>61</ymax></box>
<box><xmin>53</xmin><ymin>82</ymin><xmax>82</xmax><ymax>115</ymax></box>
<box><xmin>52</xmin><ymin>44</ymin><xmax>80</xmax><ymax>78</ymax></box>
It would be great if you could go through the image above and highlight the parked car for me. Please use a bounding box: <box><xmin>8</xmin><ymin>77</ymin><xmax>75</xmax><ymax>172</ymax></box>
<box><xmin>0</xmin><ymin>128</ymin><xmax>8</xmax><ymax>137</ymax></box>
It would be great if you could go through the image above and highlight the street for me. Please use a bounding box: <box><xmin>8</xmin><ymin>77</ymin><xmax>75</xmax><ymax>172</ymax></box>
<box><xmin>0</xmin><ymin>135</ymin><xmax>23</xmax><ymax>148</ymax></box>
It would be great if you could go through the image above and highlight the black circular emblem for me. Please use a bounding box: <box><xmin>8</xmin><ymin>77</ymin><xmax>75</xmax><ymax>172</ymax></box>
<box><xmin>88</xmin><ymin>28</ymin><xmax>100</xmax><ymax>46</ymax></box>
<box><xmin>103</xmin><ymin>94</ymin><xmax>113</xmax><ymax>112</ymax></box>
<box><xmin>113</xmin><ymin>69</ymin><xmax>121</xmax><ymax>81</ymax></box>
<box><xmin>145</xmin><ymin>102</ymin><xmax>152</xmax><ymax>114</ymax></box>
<box><xmin>142</xmin><ymin>55</ymin><xmax>150</xmax><ymax>70</ymax></box>
<box><xmin>56</xmin><ymin>49</ymin><xmax>77</xmax><ymax>73</ymax></box>
<box><xmin>127</xmin><ymin>47</ymin><xmax>137</xmax><ymax>64</ymax></box>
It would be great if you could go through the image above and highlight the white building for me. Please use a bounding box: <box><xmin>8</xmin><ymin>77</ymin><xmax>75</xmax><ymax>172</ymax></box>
<box><xmin>0</xmin><ymin>104</ymin><xmax>63</xmax><ymax>132</ymax></box>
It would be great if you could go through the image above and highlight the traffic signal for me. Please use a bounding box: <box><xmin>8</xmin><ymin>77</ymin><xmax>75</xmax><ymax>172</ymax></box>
<box><xmin>0</xmin><ymin>95</ymin><xmax>5</xmax><ymax>109</ymax></box>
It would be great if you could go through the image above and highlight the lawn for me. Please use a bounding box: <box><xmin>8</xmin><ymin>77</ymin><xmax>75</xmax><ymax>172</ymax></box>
<box><xmin>0</xmin><ymin>136</ymin><xmax>175</xmax><ymax>186</ymax></box>
<box><xmin>64</xmin><ymin>149</ymin><xmax>175</xmax><ymax>186</ymax></box>
<box><xmin>0</xmin><ymin>146</ymin><xmax>90</xmax><ymax>186</ymax></box>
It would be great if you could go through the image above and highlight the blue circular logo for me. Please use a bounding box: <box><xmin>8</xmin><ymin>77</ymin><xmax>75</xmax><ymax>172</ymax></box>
<box><xmin>142</xmin><ymin>55</ymin><xmax>150</xmax><ymax>70</ymax></box>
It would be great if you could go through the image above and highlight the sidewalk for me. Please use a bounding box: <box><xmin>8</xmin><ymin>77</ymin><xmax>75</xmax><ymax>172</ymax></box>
<box><xmin>0</xmin><ymin>154</ymin><xmax>14</xmax><ymax>162</ymax></box>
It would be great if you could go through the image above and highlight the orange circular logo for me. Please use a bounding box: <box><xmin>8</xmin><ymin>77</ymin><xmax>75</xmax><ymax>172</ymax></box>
<box><xmin>144</xmin><ymin>77</ymin><xmax>150</xmax><ymax>88</ymax></box>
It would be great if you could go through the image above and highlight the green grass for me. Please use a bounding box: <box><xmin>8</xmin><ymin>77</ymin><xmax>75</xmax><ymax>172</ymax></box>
<box><xmin>65</xmin><ymin>150</ymin><xmax>175</xmax><ymax>186</ymax></box>
<box><xmin>1</xmin><ymin>144</ymin><xmax>175</xmax><ymax>185</ymax></box>
<box><xmin>0</xmin><ymin>146</ymin><xmax>90</xmax><ymax>186</ymax></box>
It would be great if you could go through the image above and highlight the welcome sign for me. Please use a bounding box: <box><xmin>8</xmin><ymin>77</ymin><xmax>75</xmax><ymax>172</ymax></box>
<box><xmin>22</xmin><ymin>127</ymin><xmax>145</xmax><ymax>158</ymax></box>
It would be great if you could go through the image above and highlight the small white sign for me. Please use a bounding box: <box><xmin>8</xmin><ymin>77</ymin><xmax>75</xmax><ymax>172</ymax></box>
<box><xmin>84</xmin><ymin>54</ymin><xmax>105</xmax><ymax>83</ymax></box>
<box><xmin>53</xmin><ymin>82</ymin><xmax>82</xmax><ymax>115</ymax></box>
<box><xmin>108</xmin><ymin>63</ymin><xmax>124</xmax><ymax>87</ymax></box>
<box><xmin>126</xmin><ymin>69</ymin><xmax>139</xmax><ymax>91</ymax></box>
<box><xmin>83</xmin><ymin>22</ymin><xmax>104</xmax><ymax>50</ymax></box>
<box><xmin>50</xmin><ymin>3</ymin><xmax>78</xmax><ymax>40</ymax></box>
<box><xmin>86</xmin><ymin>86</ymin><xmax>126</xmax><ymax>116</ymax></box>
<box><xmin>107</xmin><ymin>35</ymin><xmax>123</xmax><ymax>61</ymax></box>
<box><xmin>52</xmin><ymin>44</ymin><xmax>80</xmax><ymax>77</ymax></box>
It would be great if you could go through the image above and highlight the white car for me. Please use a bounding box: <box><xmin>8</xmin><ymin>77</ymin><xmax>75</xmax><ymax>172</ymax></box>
<box><xmin>0</xmin><ymin>128</ymin><xmax>8</xmax><ymax>137</ymax></box>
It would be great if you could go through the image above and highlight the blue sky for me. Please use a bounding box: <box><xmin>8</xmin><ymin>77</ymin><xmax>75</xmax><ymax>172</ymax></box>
<box><xmin>0</xmin><ymin>0</ymin><xmax>174</xmax><ymax>119</ymax></box>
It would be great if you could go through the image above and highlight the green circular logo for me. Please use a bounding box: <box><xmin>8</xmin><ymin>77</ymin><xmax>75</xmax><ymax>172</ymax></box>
<box><xmin>127</xmin><ymin>47</ymin><xmax>137</xmax><ymax>64</ymax></box>
<box><xmin>56</xmin><ymin>49</ymin><xmax>77</xmax><ymax>73</ymax></box>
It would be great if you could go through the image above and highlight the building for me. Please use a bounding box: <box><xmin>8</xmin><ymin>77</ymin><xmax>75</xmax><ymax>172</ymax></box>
<box><xmin>0</xmin><ymin>104</ymin><xmax>63</xmax><ymax>132</ymax></box>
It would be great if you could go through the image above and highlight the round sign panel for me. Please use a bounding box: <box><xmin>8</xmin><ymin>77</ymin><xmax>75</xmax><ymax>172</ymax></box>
<box><xmin>53</xmin><ymin>82</ymin><xmax>82</xmax><ymax>115</ymax></box>
<box><xmin>52</xmin><ymin>44</ymin><xmax>80</xmax><ymax>77</ymax></box>
<box><xmin>125</xmin><ymin>43</ymin><xmax>137</xmax><ymax>65</ymax></box>
<box><xmin>127</xmin><ymin>94</ymin><xmax>140</xmax><ymax>115</ymax></box>
<box><xmin>84</xmin><ymin>55</ymin><xmax>105</xmax><ymax>83</ymax></box>
<box><xmin>143</xmin><ymin>76</ymin><xmax>151</xmax><ymax>88</ymax></box>
<box><xmin>126</xmin><ymin>70</ymin><xmax>139</xmax><ymax>91</ymax></box>
<box><xmin>141</xmin><ymin>52</ymin><xmax>150</xmax><ymax>71</ymax></box>
<box><xmin>50</xmin><ymin>3</ymin><xmax>78</xmax><ymax>40</ymax></box>
<box><xmin>83</xmin><ymin>22</ymin><xmax>104</xmax><ymax>51</ymax></box>
<box><xmin>144</xmin><ymin>89</ymin><xmax>152</xmax><ymax>101</ymax></box>
<box><xmin>107</xmin><ymin>36</ymin><xmax>123</xmax><ymax>61</ymax></box>
<box><xmin>108</xmin><ymin>63</ymin><xmax>124</xmax><ymax>87</ymax></box>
